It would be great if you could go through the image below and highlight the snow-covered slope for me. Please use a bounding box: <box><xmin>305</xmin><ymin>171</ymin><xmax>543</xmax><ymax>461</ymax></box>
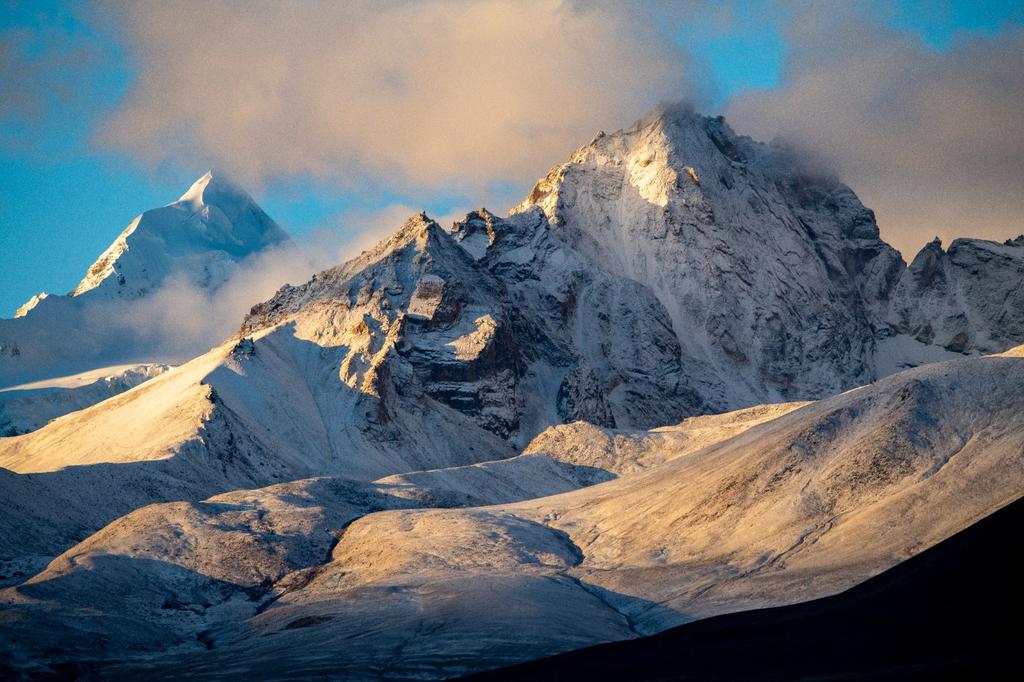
<box><xmin>473</xmin><ymin>496</ymin><xmax>1024</xmax><ymax>681</ymax></box>
<box><xmin>374</xmin><ymin>402</ymin><xmax>806</xmax><ymax>507</ymax></box>
<box><xmin>2</xmin><ymin>405</ymin><xmax>798</xmax><ymax>671</ymax></box>
<box><xmin>178</xmin><ymin>351</ymin><xmax>1024</xmax><ymax>678</ymax></box>
<box><xmin>0</xmin><ymin>171</ymin><xmax>288</xmax><ymax>387</ymax></box>
<box><xmin>0</xmin><ymin>364</ymin><xmax>170</xmax><ymax>436</ymax></box>
<box><xmin>514</xmin><ymin>104</ymin><xmax>905</xmax><ymax>409</ymax></box>
<box><xmin>3</xmin><ymin>350</ymin><xmax>1021</xmax><ymax>679</ymax></box>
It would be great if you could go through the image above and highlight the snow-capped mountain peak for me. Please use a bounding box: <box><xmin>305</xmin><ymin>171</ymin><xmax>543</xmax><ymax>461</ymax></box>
<box><xmin>176</xmin><ymin>169</ymin><xmax>218</xmax><ymax>204</ymax></box>
<box><xmin>1</xmin><ymin>171</ymin><xmax>289</xmax><ymax>387</ymax></box>
<box><xmin>514</xmin><ymin>103</ymin><xmax>906</xmax><ymax>409</ymax></box>
<box><xmin>71</xmin><ymin>170</ymin><xmax>287</xmax><ymax>299</ymax></box>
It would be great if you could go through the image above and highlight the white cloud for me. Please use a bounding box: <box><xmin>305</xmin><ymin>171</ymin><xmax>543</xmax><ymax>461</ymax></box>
<box><xmin>727</xmin><ymin>6</ymin><xmax>1024</xmax><ymax>257</ymax></box>
<box><xmin>101</xmin><ymin>0</ymin><xmax>699</xmax><ymax>192</ymax></box>
<box><xmin>85</xmin><ymin>0</ymin><xmax>1024</xmax><ymax>261</ymax></box>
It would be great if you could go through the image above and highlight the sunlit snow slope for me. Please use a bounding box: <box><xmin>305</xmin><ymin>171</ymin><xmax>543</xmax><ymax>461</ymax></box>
<box><xmin>2</xmin><ymin>350</ymin><xmax>1022</xmax><ymax>679</ymax></box>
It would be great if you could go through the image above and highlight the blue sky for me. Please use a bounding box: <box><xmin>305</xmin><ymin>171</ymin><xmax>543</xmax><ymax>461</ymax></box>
<box><xmin>1</xmin><ymin>0</ymin><xmax>1022</xmax><ymax>315</ymax></box>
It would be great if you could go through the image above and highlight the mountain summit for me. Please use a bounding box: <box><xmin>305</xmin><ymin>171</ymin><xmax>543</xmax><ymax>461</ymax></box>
<box><xmin>514</xmin><ymin>103</ymin><xmax>905</xmax><ymax>408</ymax></box>
<box><xmin>0</xmin><ymin>172</ymin><xmax>288</xmax><ymax>387</ymax></box>
<box><xmin>71</xmin><ymin>170</ymin><xmax>287</xmax><ymax>299</ymax></box>
<box><xmin>513</xmin><ymin>103</ymin><xmax>1024</xmax><ymax>405</ymax></box>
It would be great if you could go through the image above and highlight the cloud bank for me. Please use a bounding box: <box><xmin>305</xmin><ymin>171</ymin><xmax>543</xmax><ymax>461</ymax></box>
<box><xmin>104</xmin><ymin>0</ymin><xmax>1023</xmax><ymax>257</ymax></box>
<box><xmin>101</xmin><ymin>0</ymin><xmax>698</xmax><ymax>191</ymax></box>
<box><xmin>727</xmin><ymin>6</ymin><xmax>1024</xmax><ymax>257</ymax></box>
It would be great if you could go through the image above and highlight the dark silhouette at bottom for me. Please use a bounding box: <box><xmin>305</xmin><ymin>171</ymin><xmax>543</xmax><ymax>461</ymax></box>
<box><xmin>467</xmin><ymin>495</ymin><xmax>1024</xmax><ymax>681</ymax></box>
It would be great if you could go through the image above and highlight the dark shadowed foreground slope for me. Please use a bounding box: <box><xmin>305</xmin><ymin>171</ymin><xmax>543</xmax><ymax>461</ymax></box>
<box><xmin>468</xmin><ymin>494</ymin><xmax>1024</xmax><ymax>681</ymax></box>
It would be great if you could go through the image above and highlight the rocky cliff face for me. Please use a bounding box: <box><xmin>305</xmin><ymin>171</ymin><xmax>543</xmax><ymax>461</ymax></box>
<box><xmin>241</xmin><ymin>209</ymin><xmax>692</xmax><ymax>452</ymax></box>
<box><xmin>886</xmin><ymin>235</ymin><xmax>1024</xmax><ymax>354</ymax></box>
<box><xmin>514</xmin><ymin>104</ymin><xmax>906</xmax><ymax>409</ymax></box>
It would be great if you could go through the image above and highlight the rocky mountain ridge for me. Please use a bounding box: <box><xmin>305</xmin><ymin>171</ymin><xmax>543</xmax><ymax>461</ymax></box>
<box><xmin>241</xmin><ymin>207</ymin><xmax>694</xmax><ymax>449</ymax></box>
<box><xmin>887</xmin><ymin>234</ymin><xmax>1024</xmax><ymax>354</ymax></box>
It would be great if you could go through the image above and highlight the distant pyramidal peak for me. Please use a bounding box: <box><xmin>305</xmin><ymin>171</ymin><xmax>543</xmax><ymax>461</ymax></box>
<box><xmin>0</xmin><ymin>171</ymin><xmax>289</xmax><ymax>387</ymax></box>
<box><xmin>70</xmin><ymin>170</ymin><xmax>288</xmax><ymax>300</ymax></box>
